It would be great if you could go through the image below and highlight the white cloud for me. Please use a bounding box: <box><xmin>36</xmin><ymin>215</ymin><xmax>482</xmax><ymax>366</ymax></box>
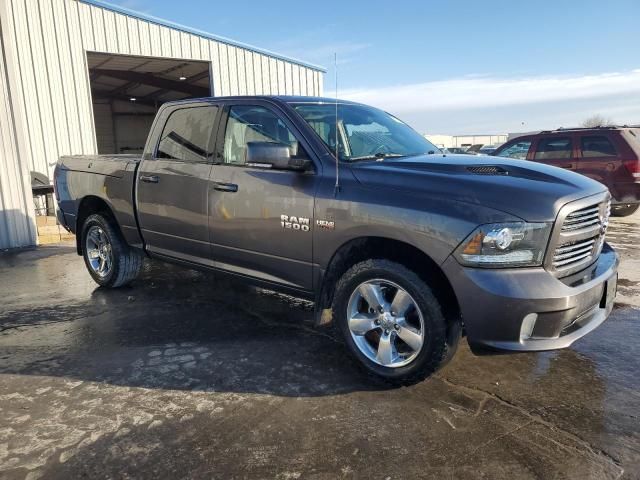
<box><xmin>341</xmin><ymin>69</ymin><xmax>640</xmax><ymax>113</ymax></box>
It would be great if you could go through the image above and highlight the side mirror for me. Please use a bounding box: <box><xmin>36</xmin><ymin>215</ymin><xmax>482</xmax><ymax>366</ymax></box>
<box><xmin>246</xmin><ymin>142</ymin><xmax>311</xmax><ymax>171</ymax></box>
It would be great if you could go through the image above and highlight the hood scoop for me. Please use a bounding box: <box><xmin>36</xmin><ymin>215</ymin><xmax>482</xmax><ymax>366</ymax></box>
<box><xmin>466</xmin><ymin>165</ymin><xmax>509</xmax><ymax>176</ymax></box>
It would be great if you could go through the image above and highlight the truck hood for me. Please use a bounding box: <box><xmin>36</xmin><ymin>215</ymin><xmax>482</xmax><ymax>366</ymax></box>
<box><xmin>350</xmin><ymin>154</ymin><xmax>608</xmax><ymax>222</ymax></box>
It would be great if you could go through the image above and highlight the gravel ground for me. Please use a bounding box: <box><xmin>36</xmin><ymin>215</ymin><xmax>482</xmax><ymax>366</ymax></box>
<box><xmin>0</xmin><ymin>210</ymin><xmax>638</xmax><ymax>479</ymax></box>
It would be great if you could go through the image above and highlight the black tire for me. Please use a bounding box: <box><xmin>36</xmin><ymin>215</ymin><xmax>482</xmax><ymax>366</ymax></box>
<box><xmin>332</xmin><ymin>259</ymin><xmax>453</xmax><ymax>385</ymax></box>
<box><xmin>81</xmin><ymin>213</ymin><xmax>143</xmax><ymax>288</ymax></box>
<box><xmin>612</xmin><ymin>204</ymin><xmax>639</xmax><ymax>217</ymax></box>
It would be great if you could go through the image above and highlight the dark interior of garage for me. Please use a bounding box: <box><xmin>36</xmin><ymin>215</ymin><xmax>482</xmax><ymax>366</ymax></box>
<box><xmin>87</xmin><ymin>52</ymin><xmax>211</xmax><ymax>154</ymax></box>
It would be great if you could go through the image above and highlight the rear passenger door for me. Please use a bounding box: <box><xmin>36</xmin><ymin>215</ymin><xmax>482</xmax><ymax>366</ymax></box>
<box><xmin>576</xmin><ymin>134</ymin><xmax>618</xmax><ymax>186</ymax></box>
<box><xmin>136</xmin><ymin>103</ymin><xmax>219</xmax><ymax>263</ymax></box>
<box><xmin>532</xmin><ymin>136</ymin><xmax>576</xmax><ymax>171</ymax></box>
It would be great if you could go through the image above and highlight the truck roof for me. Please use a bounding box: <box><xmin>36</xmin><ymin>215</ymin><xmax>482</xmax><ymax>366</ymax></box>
<box><xmin>162</xmin><ymin>95</ymin><xmax>364</xmax><ymax>107</ymax></box>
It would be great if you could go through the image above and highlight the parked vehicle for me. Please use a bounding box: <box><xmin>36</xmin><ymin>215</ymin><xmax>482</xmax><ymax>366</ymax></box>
<box><xmin>54</xmin><ymin>96</ymin><xmax>618</xmax><ymax>384</ymax></box>
<box><xmin>493</xmin><ymin>127</ymin><xmax>640</xmax><ymax>216</ymax></box>
<box><xmin>478</xmin><ymin>145</ymin><xmax>498</xmax><ymax>155</ymax></box>
<box><xmin>446</xmin><ymin>147</ymin><xmax>469</xmax><ymax>154</ymax></box>
<box><xmin>464</xmin><ymin>144</ymin><xmax>484</xmax><ymax>154</ymax></box>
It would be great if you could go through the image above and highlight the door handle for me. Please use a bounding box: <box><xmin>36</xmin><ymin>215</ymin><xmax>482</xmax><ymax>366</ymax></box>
<box><xmin>139</xmin><ymin>174</ymin><xmax>159</xmax><ymax>183</ymax></box>
<box><xmin>213</xmin><ymin>182</ymin><xmax>238</xmax><ymax>192</ymax></box>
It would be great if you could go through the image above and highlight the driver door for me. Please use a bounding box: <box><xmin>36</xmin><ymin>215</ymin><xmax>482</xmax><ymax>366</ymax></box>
<box><xmin>208</xmin><ymin>101</ymin><xmax>318</xmax><ymax>291</ymax></box>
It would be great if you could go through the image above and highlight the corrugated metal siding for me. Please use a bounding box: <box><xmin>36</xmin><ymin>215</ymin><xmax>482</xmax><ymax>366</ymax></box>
<box><xmin>0</xmin><ymin>9</ymin><xmax>36</xmax><ymax>249</ymax></box>
<box><xmin>0</xmin><ymin>0</ymin><xmax>323</xmax><ymax>248</ymax></box>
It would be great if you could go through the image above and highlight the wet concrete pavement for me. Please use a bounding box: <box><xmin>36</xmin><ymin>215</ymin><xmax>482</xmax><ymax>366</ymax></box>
<box><xmin>1</xmin><ymin>212</ymin><xmax>639</xmax><ymax>479</ymax></box>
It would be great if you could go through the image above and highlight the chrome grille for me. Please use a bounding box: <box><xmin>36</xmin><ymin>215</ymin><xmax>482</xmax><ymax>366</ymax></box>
<box><xmin>553</xmin><ymin>237</ymin><xmax>598</xmax><ymax>267</ymax></box>
<box><xmin>561</xmin><ymin>206</ymin><xmax>600</xmax><ymax>231</ymax></box>
<box><xmin>550</xmin><ymin>199</ymin><xmax>610</xmax><ymax>275</ymax></box>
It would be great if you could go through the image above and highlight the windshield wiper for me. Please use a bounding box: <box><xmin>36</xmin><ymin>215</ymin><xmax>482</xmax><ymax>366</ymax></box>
<box><xmin>348</xmin><ymin>153</ymin><xmax>407</xmax><ymax>162</ymax></box>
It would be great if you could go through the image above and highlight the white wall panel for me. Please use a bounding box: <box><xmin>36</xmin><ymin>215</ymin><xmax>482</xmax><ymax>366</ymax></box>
<box><xmin>252</xmin><ymin>52</ymin><xmax>263</xmax><ymax>94</ymax></box>
<box><xmin>228</xmin><ymin>46</ymin><xmax>239</xmax><ymax>95</ymax></box>
<box><xmin>291</xmin><ymin>64</ymin><xmax>300</xmax><ymax>95</ymax></box>
<box><xmin>103</xmin><ymin>10</ymin><xmax>118</xmax><ymax>52</ymax></box>
<box><xmin>169</xmin><ymin>28</ymin><xmax>180</xmax><ymax>58</ymax></box>
<box><xmin>127</xmin><ymin>17</ymin><xmax>141</xmax><ymax>55</ymax></box>
<box><xmin>208</xmin><ymin>41</ymin><xmax>221</xmax><ymax>96</ymax></box>
<box><xmin>0</xmin><ymin>0</ymin><xmax>324</xmax><ymax>248</ymax></box>
<box><xmin>299</xmin><ymin>66</ymin><xmax>308</xmax><ymax>96</ymax></box>
<box><xmin>268</xmin><ymin>58</ymin><xmax>278</xmax><ymax>95</ymax></box>
<box><xmin>236</xmin><ymin>48</ymin><xmax>246</xmax><ymax>95</ymax></box>
<box><xmin>261</xmin><ymin>55</ymin><xmax>271</xmax><ymax>94</ymax></box>
<box><xmin>138</xmin><ymin>19</ymin><xmax>150</xmax><ymax>56</ymax></box>
<box><xmin>179</xmin><ymin>31</ymin><xmax>191</xmax><ymax>58</ymax></box>
<box><xmin>244</xmin><ymin>51</ymin><xmax>254</xmax><ymax>95</ymax></box>
<box><xmin>306</xmin><ymin>69</ymin><xmax>314</xmax><ymax>96</ymax></box>
<box><xmin>0</xmin><ymin>4</ymin><xmax>36</xmax><ymax>248</ymax></box>
<box><xmin>276</xmin><ymin>60</ymin><xmax>285</xmax><ymax>95</ymax></box>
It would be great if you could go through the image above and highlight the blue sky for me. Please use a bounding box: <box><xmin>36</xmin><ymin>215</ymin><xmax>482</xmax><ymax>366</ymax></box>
<box><xmin>112</xmin><ymin>0</ymin><xmax>640</xmax><ymax>134</ymax></box>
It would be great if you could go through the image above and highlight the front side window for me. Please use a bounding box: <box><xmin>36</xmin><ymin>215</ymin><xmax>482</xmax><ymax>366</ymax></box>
<box><xmin>223</xmin><ymin>105</ymin><xmax>301</xmax><ymax>165</ymax></box>
<box><xmin>534</xmin><ymin>137</ymin><xmax>573</xmax><ymax>160</ymax></box>
<box><xmin>157</xmin><ymin>106</ymin><xmax>217</xmax><ymax>162</ymax></box>
<box><xmin>291</xmin><ymin>102</ymin><xmax>438</xmax><ymax>161</ymax></box>
<box><xmin>497</xmin><ymin>140</ymin><xmax>532</xmax><ymax>160</ymax></box>
<box><xmin>581</xmin><ymin>135</ymin><xmax>616</xmax><ymax>157</ymax></box>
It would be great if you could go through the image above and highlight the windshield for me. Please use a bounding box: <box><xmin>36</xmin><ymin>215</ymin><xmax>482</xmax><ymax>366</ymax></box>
<box><xmin>291</xmin><ymin>102</ymin><xmax>439</xmax><ymax>161</ymax></box>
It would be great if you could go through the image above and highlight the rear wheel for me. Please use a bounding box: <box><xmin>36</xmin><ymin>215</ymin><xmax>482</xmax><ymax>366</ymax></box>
<box><xmin>612</xmin><ymin>203</ymin><xmax>639</xmax><ymax>217</ymax></box>
<box><xmin>81</xmin><ymin>213</ymin><xmax>143</xmax><ymax>288</ymax></box>
<box><xmin>332</xmin><ymin>259</ymin><xmax>453</xmax><ymax>384</ymax></box>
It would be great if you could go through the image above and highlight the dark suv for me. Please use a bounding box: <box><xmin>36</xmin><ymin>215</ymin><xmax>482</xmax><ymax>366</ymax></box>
<box><xmin>493</xmin><ymin>127</ymin><xmax>640</xmax><ymax>216</ymax></box>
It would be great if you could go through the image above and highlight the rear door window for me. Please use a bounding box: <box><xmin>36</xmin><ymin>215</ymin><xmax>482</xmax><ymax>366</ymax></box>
<box><xmin>581</xmin><ymin>135</ymin><xmax>617</xmax><ymax>157</ymax></box>
<box><xmin>157</xmin><ymin>106</ymin><xmax>218</xmax><ymax>162</ymax></box>
<box><xmin>534</xmin><ymin>137</ymin><xmax>573</xmax><ymax>160</ymax></box>
<box><xmin>497</xmin><ymin>140</ymin><xmax>531</xmax><ymax>159</ymax></box>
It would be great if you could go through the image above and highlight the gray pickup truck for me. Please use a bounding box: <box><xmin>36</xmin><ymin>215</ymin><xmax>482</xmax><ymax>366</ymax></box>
<box><xmin>54</xmin><ymin>96</ymin><xmax>619</xmax><ymax>383</ymax></box>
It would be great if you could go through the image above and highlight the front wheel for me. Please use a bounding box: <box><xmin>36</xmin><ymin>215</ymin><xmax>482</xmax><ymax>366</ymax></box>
<box><xmin>332</xmin><ymin>259</ymin><xmax>453</xmax><ymax>384</ymax></box>
<box><xmin>81</xmin><ymin>213</ymin><xmax>143</xmax><ymax>288</ymax></box>
<box><xmin>612</xmin><ymin>203</ymin><xmax>639</xmax><ymax>217</ymax></box>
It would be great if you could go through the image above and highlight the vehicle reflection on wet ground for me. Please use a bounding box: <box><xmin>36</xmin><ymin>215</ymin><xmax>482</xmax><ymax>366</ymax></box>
<box><xmin>0</xmin><ymin>211</ymin><xmax>638</xmax><ymax>479</ymax></box>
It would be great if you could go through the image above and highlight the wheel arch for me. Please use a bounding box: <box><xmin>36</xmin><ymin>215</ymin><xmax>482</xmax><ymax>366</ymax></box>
<box><xmin>317</xmin><ymin>236</ymin><xmax>462</xmax><ymax>335</ymax></box>
<box><xmin>75</xmin><ymin>196</ymin><xmax>119</xmax><ymax>255</ymax></box>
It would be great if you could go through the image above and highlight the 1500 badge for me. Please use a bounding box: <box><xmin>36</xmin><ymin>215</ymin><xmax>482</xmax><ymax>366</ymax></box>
<box><xmin>281</xmin><ymin>215</ymin><xmax>310</xmax><ymax>231</ymax></box>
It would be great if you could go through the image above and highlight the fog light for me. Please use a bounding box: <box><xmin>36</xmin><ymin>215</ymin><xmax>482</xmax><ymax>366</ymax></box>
<box><xmin>520</xmin><ymin>313</ymin><xmax>538</xmax><ymax>342</ymax></box>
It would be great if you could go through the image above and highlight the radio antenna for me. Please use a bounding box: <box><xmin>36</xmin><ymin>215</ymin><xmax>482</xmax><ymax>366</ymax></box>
<box><xmin>334</xmin><ymin>53</ymin><xmax>341</xmax><ymax>196</ymax></box>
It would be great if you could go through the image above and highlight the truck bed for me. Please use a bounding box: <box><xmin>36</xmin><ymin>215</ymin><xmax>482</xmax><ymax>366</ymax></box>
<box><xmin>55</xmin><ymin>154</ymin><xmax>143</xmax><ymax>249</ymax></box>
<box><xmin>58</xmin><ymin>154</ymin><xmax>140</xmax><ymax>178</ymax></box>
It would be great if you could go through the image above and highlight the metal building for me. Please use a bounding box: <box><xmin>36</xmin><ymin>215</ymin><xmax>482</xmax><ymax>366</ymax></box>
<box><xmin>0</xmin><ymin>0</ymin><xmax>325</xmax><ymax>249</ymax></box>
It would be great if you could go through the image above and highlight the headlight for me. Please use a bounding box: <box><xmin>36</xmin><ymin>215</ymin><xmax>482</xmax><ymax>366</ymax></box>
<box><xmin>454</xmin><ymin>222</ymin><xmax>552</xmax><ymax>267</ymax></box>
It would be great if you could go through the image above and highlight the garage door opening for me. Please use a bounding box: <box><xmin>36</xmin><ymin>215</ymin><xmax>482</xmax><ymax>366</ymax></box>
<box><xmin>87</xmin><ymin>52</ymin><xmax>212</xmax><ymax>154</ymax></box>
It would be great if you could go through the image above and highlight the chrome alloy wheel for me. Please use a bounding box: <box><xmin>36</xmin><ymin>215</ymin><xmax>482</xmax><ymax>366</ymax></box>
<box><xmin>85</xmin><ymin>225</ymin><xmax>113</xmax><ymax>278</ymax></box>
<box><xmin>347</xmin><ymin>279</ymin><xmax>425</xmax><ymax>368</ymax></box>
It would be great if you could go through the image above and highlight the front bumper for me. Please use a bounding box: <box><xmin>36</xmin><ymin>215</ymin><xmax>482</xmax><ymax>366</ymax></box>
<box><xmin>442</xmin><ymin>243</ymin><xmax>619</xmax><ymax>351</ymax></box>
